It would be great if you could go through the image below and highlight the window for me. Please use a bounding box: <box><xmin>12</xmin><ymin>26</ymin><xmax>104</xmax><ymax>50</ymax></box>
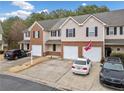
<box><xmin>109</xmin><ymin>27</ymin><xmax>114</xmax><ymax>35</ymax></box>
<box><xmin>66</xmin><ymin>28</ymin><xmax>75</xmax><ymax>37</ymax></box>
<box><xmin>117</xmin><ymin>48</ymin><xmax>120</xmax><ymax>51</ymax></box>
<box><xmin>51</xmin><ymin>31</ymin><xmax>56</xmax><ymax>37</ymax></box>
<box><xmin>25</xmin><ymin>32</ymin><xmax>30</xmax><ymax>37</ymax></box>
<box><xmin>53</xmin><ymin>44</ymin><xmax>56</xmax><ymax>51</ymax></box>
<box><xmin>33</xmin><ymin>31</ymin><xmax>40</xmax><ymax>38</ymax></box>
<box><xmin>120</xmin><ymin>27</ymin><xmax>123</xmax><ymax>35</ymax></box>
<box><xmin>87</xmin><ymin>27</ymin><xmax>97</xmax><ymax>37</ymax></box>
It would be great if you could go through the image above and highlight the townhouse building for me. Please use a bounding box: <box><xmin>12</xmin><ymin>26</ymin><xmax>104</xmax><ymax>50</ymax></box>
<box><xmin>19</xmin><ymin>29</ymin><xmax>30</xmax><ymax>51</ymax></box>
<box><xmin>19</xmin><ymin>9</ymin><xmax>124</xmax><ymax>62</ymax></box>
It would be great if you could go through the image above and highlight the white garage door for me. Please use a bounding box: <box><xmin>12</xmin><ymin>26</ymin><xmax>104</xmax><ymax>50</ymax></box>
<box><xmin>32</xmin><ymin>45</ymin><xmax>42</xmax><ymax>56</ymax></box>
<box><xmin>64</xmin><ymin>46</ymin><xmax>78</xmax><ymax>60</ymax></box>
<box><xmin>83</xmin><ymin>47</ymin><xmax>102</xmax><ymax>62</ymax></box>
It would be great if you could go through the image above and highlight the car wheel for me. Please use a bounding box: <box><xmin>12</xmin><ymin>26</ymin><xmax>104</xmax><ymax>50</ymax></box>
<box><xmin>87</xmin><ymin>71</ymin><xmax>90</xmax><ymax>75</ymax></box>
<box><xmin>15</xmin><ymin>56</ymin><xmax>18</xmax><ymax>60</ymax></box>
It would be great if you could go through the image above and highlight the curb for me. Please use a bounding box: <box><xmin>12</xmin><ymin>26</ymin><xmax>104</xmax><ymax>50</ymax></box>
<box><xmin>0</xmin><ymin>72</ymin><xmax>72</xmax><ymax>91</ymax></box>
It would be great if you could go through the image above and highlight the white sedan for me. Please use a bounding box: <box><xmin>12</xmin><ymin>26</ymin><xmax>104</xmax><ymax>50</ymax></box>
<box><xmin>72</xmin><ymin>58</ymin><xmax>92</xmax><ymax>75</ymax></box>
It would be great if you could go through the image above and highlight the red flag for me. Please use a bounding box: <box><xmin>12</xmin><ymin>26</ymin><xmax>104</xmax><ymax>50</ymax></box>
<box><xmin>84</xmin><ymin>41</ymin><xmax>92</xmax><ymax>51</ymax></box>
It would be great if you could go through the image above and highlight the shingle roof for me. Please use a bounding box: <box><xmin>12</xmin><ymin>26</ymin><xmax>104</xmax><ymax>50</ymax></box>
<box><xmin>105</xmin><ymin>39</ymin><xmax>124</xmax><ymax>45</ymax></box>
<box><xmin>37</xmin><ymin>9</ymin><xmax>124</xmax><ymax>31</ymax></box>
<box><xmin>94</xmin><ymin>9</ymin><xmax>124</xmax><ymax>26</ymax></box>
<box><xmin>0</xmin><ymin>23</ymin><xmax>3</xmax><ymax>34</ymax></box>
<box><xmin>23</xmin><ymin>29</ymin><xmax>29</xmax><ymax>32</ymax></box>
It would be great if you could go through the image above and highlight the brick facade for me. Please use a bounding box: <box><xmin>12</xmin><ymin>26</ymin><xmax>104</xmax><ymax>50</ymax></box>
<box><xmin>30</xmin><ymin>23</ymin><xmax>44</xmax><ymax>50</ymax></box>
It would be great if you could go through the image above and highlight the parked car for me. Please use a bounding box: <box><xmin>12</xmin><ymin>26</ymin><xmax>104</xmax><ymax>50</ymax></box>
<box><xmin>72</xmin><ymin>58</ymin><xmax>92</xmax><ymax>75</ymax></box>
<box><xmin>4</xmin><ymin>49</ymin><xmax>28</xmax><ymax>60</ymax></box>
<box><xmin>99</xmin><ymin>57</ymin><xmax>124</xmax><ymax>90</ymax></box>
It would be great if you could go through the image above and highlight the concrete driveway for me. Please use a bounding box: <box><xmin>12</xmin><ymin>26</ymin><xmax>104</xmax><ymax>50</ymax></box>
<box><xmin>19</xmin><ymin>59</ymin><xmax>114</xmax><ymax>91</ymax></box>
<box><xmin>0</xmin><ymin>57</ymin><xmax>31</xmax><ymax>72</ymax></box>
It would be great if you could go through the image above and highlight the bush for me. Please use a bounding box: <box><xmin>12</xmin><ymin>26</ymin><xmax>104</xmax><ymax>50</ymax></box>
<box><xmin>100</xmin><ymin>57</ymin><xmax>105</xmax><ymax>64</ymax></box>
<box><xmin>0</xmin><ymin>50</ymin><xmax>4</xmax><ymax>54</ymax></box>
<box><xmin>111</xmin><ymin>52</ymin><xmax>124</xmax><ymax>63</ymax></box>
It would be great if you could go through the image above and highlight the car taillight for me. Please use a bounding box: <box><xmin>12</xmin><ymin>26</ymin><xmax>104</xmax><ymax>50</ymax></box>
<box><xmin>72</xmin><ymin>66</ymin><xmax>75</xmax><ymax>68</ymax></box>
<box><xmin>82</xmin><ymin>68</ymin><xmax>87</xmax><ymax>70</ymax></box>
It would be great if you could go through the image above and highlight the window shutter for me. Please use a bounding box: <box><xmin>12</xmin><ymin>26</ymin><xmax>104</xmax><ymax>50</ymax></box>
<box><xmin>73</xmin><ymin>28</ymin><xmax>75</xmax><ymax>37</ymax></box>
<box><xmin>120</xmin><ymin>27</ymin><xmax>123</xmax><ymax>35</ymax></box>
<box><xmin>66</xmin><ymin>29</ymin><xmax>68</xmax><ymax>37</ymax></box>
<box><xmin>55</xmin><ymin>31</ymin><xmax>56</xmax><ymax>36</ymax></box>
<box><xmin>51</xmin><ymin>31</ymin><xmax>52</xmax><ymax>37</ymax></box>
<box><xmin>106</xmin><ymin>27</ymin><xmax>109</xmax><ymax>35</ymax></box>
<box><xmin>58</xmin><ymin>30</ymin><xmax>60</xmax><ymax>37</ymax></box>
<box><xmin>86</xmin><ymin>27</ymin><xmax>89</xmax><ymax>37</ymax></box>
<box><xmin>95</xmin><ymin>27</ymin><xmax>98</xmax><ymax>37</ymax></box>
<box><xmin>33</xmin><ymin>31</ymin><xmax>35</xmax><ymax>38</ymax></box>
<box><xmin>38</xmin><ymin>31</ymin><xmax>40</xmax><ymax>38</ymax></box>
<box><xmin>114</xmin><ymin>27</ymin><xmax>117</xmax><ymax>35</ymax></box>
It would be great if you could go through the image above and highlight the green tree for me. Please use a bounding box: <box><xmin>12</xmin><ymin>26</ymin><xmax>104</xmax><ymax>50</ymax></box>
<box><xmin>25</xmin><ymin>13</ymin><xmax>48</xmax><ymax>27</ymax></box>
<box><xmin>49</xmin><ymin>9</ymin><xmax>76</xmax><ymax>19</ymax></box>
<box><xmin>76</xmin><ymin>5</ymin><xmax>109</xmax><ymax>15</ymax></box>
<box><xmin>2</xmin><ymin>16</ymin><xmax>26</xmax><ymax>49</ymax></box>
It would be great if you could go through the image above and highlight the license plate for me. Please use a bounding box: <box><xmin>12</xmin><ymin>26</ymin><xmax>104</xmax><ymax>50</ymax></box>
<box><xmin>77</xmin><ymin>67</ymin><xmax>81</xmax><ymax>69</ymax></box>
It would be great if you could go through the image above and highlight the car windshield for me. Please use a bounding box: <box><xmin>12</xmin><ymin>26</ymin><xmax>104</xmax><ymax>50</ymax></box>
<box><xmin>74</xmin><ymin>60</ymin><xmax>86</xmax><ymax>65</ymax></box>
<box><xmin>103</xmin><ymin>63</ymin><xmax>124</xmax><ymax>71</ymax></box>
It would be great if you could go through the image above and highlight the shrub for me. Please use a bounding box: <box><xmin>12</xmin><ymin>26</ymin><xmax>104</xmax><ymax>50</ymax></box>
<box><xmin>0</xmin><ymin>50</ymin><xmax>4</xmax><ymax>54</ymax></box>
<box><xmin>111</xmin><ymin>52</ymin><xmax>124</xmax><ymax>63</ymax></box>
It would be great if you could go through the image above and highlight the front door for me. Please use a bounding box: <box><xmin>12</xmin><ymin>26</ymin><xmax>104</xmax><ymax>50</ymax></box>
<box><xmin>53</xmin><ymin>44</ymin><xmax>56</xmax><ymax>51</ymax></box>
<box><xmin>105</xmin><ymin>47</ymin><xmax>112</xmax><ymax>57</ymax></box>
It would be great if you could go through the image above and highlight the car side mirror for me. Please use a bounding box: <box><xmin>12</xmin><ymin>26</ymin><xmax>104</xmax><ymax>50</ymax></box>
<box><xmin>100</xmin><ymin>64</ymin><xmax>103</xmax><ymax>67</ymax></box>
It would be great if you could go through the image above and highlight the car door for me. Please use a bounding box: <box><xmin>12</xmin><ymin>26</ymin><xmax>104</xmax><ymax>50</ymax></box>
<box><xmin>20</xmin><ymin>50</ymin><xmax>26</xmax><ymax>57</ymax></box>
<box><xmin>17</xmin><ymin>50</ymin><xmax>22</xmax><ymax>58</ymax></box>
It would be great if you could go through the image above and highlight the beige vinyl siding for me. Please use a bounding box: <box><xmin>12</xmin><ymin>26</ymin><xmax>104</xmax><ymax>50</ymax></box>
<box><xmin>105</xmin><ymin>26</ymin><xmax>124</xmax><ymax>39</ymax></box>
<box><xmin>111</xmin><ymin>46</ymin><xmax>124</xmax><ymax>53</ymax></box>
<box><xmin>61</xmin><ymin>17</ymin><xmax>104</xmax><ymax>42</ymax></box>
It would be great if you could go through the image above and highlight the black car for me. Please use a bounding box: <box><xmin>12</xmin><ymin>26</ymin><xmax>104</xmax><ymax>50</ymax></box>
<box><xmin>100</xmin><ymin>57</ymin><xmax>124</xmax><ymax>90</ymax></box>
<box><xmin>4</xmin><ymin>49</ymin><xmax>28</xmax><ymax>60</ymax></box>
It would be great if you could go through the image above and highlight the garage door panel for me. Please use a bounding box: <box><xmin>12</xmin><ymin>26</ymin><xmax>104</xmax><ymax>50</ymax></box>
<box><xmin>64</xmin><ymin>46</ymin><xmax>78</xmax><ymax>60</ymax></box>
<box><xmin>83</xmin><ymin>47</ymin><xmax>101</xmax><ymax>62</ymax></box>
<box><xmin>32</xmin><ymin>45</ymin><xmax>42</xmax><ymax>56</ymax></box>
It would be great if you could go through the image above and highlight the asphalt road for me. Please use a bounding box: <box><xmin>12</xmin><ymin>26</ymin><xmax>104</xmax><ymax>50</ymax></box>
<box><xmin>0</xmin><ymin>74</ymin><xmax>59</xmax><ymax>91</ymax></box>
<box><xmin>0</xmin><ymin>57</ymin><xmax>31</xmax><ymax>72</ymax></box>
